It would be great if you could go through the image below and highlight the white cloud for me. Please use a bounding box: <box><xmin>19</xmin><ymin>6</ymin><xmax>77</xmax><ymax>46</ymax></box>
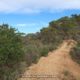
<box><xmin>0</xmin><ymin>0</ymin><xmax>80</xmax><ymax>13</ymax></box>
<box><xmin>16</xmin><ymin>22</ymin><xmax>48</xmax><ymax>27</ymax></box>
<box><xmin>16</xmin><ymin>23</ymin><xmax>37</xmax><ymax>27</ymax></box>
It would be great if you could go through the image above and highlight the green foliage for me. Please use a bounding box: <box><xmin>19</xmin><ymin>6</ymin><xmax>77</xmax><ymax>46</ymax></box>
<box><xmin>0</xmin><ymin>24</ymin><xmax>24</xmax><ymax>80</ymax></box>
<box><xmin>40</xmin><ymin>47</ymin><xmax>49</xmax><ymax>57</ymax></box>
<box><xmin>70</xmin><ymin>43</ymin><xmax>80</xmax><ymax>64</ymax></box>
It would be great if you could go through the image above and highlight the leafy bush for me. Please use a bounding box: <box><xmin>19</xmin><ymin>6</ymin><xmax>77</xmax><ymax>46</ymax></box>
<box><xmin>39</xmin><ymin>46</ymin><xmax>49</xmax><ymax>57</ymax></box>
<box><xmin>0</xmin><ymin>24</ymin><xmax>24</xmax><ymax>80</ymax></box>
<box><xmin>70</xmin><ymin>43</ymin><xmax>80</xmax><ymax>64</ymax></box>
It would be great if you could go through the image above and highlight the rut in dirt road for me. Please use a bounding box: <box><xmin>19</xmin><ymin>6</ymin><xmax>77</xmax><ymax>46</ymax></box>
<box><xmin>18</xmin><ymin>40</ymin><xmax>80</xmax><ymax>80</ymax></box>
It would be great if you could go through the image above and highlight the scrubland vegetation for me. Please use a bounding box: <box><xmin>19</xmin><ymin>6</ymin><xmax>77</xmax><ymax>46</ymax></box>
<box><xmin>0</xmin><ymin>14</ymin><xmax>80</xmax><ymax>80</ymax></box>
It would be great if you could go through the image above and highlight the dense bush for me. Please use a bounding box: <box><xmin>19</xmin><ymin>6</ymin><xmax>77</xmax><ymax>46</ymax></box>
<box><xmin>23</xmin><ymin>32</ymin><xmax>62</xmax><ymax>66</ymax></box>
<box><xmin>70</xmin><ymin>43</ymin><xmax>80</xmax><ymax>64</ymax></box>
<box><xmin>0</xmin><ymin>24</ymin><xmax>24</xmax><ymax>80</ymax></box>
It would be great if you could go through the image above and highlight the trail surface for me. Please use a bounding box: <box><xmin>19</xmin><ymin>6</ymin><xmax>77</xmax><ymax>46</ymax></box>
<box><xmin>18</xmin><ymin>40</ymin><xmax>80</xmax><ymax>80</ymax></box>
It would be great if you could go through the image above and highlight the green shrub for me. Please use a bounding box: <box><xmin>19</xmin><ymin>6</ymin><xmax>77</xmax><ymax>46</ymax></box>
<box><xmin>70</xmin><ymin>43</ymin><xmax>80</xmax><ymax>64</ymax></box>
<box><xmin>0</xmin><ymin>24</ymin><xmax>24</xmax><ymax>80</ymax></box>
<box><xmin>40</xmin><ymin>47</ymin><xmax>49</xmax><ymax>57</ymax></box>
<box><xmin>24</xmin><ymin>44</ymin><xmax>40</xmax><ymax>65</ymax></box>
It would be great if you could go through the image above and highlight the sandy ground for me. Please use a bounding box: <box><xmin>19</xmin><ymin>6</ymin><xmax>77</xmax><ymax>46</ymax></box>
<box><xmin>18</xmin><ymin>40</ymin><xmax>80</xmax><ymax>80</ymax></box>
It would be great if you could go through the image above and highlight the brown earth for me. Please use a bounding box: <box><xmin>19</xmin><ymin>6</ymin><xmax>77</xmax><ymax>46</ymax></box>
<box><xmin>18</xmin><ymin>40</ymin><xmax>80</xmax><ymax>80</ymax></box>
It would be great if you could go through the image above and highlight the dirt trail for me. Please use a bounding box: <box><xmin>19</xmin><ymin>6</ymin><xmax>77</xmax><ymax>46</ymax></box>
<box><xmin>18</xmin><ymin>40</ymin><xmax>80</xmax><ymax>80</ymax></box>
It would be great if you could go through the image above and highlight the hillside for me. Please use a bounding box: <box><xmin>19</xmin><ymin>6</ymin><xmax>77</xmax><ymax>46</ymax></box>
<box><xmin>18</xmin><ymin>40</ymin><xmax>80</xmax><ymax>80</ymax></box>
<box><xmin>0</xmin><ymin>14</ymin><xmax>80</xmax><ymax>80</ymax></box>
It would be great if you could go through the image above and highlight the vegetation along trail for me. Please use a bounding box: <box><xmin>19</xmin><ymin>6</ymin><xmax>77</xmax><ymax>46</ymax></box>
<box><xmin>18</xmin><ymin>40</ymin><xmax>80</xmax><ymax>80</ymax></box>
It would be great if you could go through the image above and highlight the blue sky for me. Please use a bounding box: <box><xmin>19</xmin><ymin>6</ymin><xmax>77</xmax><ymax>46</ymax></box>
<box><xmin>0</xmin><ymin>0</ymin><xmax>80</xmax><ymax>34</ymax></box>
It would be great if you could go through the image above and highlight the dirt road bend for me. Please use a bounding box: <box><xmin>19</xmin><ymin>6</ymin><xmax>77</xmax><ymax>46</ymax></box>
<box><xmin>18</xmin><ymin>40</ymin><xmax>80</xmax><ymax>80</ymax></box>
